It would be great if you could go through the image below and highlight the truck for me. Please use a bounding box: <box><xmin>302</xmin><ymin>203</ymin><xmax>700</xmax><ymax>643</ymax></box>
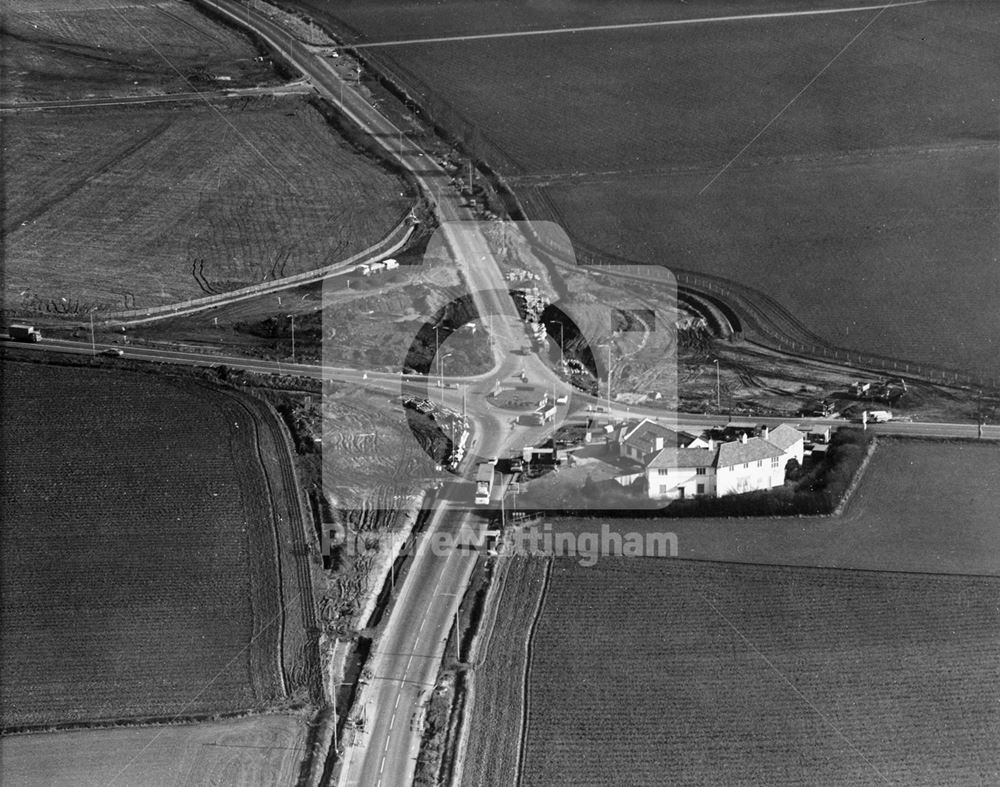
<box><xmin>474</xmin><ymin>463</ymin><xmax>494</xmax><ymax>505</ymax></box>
<box><xmin>8</xmin><ymin>324</ymin><xmax>42</xmax><ymax>342</ymax></box>
<box><xmin>865</xmin><ymin>410</ymin><xmax>893</xmax><ymax>423</ymax></box>
<box><xmin>525</xmin><ymin>404</ymin><xmax>557</xmax><ymax>426</ymax></box>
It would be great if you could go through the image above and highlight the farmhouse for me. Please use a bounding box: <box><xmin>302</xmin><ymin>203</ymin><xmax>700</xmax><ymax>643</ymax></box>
<box><xmin>613</xmin><ymin>419</ymin><xmax>803</xmax><ymax>500</ymax></box>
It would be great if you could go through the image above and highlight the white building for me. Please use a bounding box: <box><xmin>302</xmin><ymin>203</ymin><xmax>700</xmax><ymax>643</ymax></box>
<box><xmin>615</xmin><ymin>420</ymin><xmax>804</xmax><ymax>501</ymax></box>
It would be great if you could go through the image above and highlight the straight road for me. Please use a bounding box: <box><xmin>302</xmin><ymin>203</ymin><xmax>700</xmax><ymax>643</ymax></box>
<box><xmin>191</xmin><ymin>6</ymin><xmax>573</xmax><ymax>785</ymax></box>
<box><xmin>12</xmin><ymin>337</ymin><xmax>995</xmax><ymax>444</ymax></box>
<box><xmin>19</xmin><ymin>2</ymin><xmax>994</xmax><ymax>784</ymax></box>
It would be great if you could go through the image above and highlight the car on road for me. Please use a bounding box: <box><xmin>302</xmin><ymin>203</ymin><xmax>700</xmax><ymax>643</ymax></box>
<box><xmin>100</xmin><ymin>348</ymin><xmax>124</xmax><ymax>357</ymax></box>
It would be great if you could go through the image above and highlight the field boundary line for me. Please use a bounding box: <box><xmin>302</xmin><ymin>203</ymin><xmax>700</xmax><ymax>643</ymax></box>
<box><xmin>447</xmin><ymin>555</ymin><xmax>514</xmax><ymax>787</ymax></box>
<box><xmin>107</xmin><ymin>1</ymin><xmax>301</xmax><ymax>193</ymax></box>
<box><xmin>354</xmin><ymin>1</ymin><xmax>936</xmax><ymax>49</ymax></box>
<box><xmin>104</xmin><ymin>588</ymin><xmax>304</xmax><ymax>787</ymax></box>
<box><xmin>250</xmin><ymin>391</ymin><xmax>324</xmax><ymax>699</ymax></box>
<box><xmin>699</xmin><ymin>0</ymin><xmax>918</xmax><ymax>195</ymax></box>
<box><xmin>697</xmin><ymin>592</ymin><xmax>893</xmax><ymax>784</ymax></box>
<box><xmin>831</xmin><ymin>436</ymin><xmax>881</xmax><ymax>517</ymax></box>
<box><xmin>232</xmin><ymin>391</ymin><xmax>292</xmax><ymax>698</ymax></box>
<box><xmin>514</xmin><ymin>557</ymin><xmax>553</xmax><ymax>787</ymax></box>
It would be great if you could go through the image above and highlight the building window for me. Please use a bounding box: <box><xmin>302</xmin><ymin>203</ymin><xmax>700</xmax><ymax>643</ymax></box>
<box><xmin>756</xmin><ymin>460</ymin><xmax>762</xmax><ymax>468</ymax></box>
<box><xmin>659</xmin><ymin>485</ymin><xmax>669</xmax><ymax>495</ymax></box>
<box><xmin>743</xmin><ymin>462</ymin><xmax>749</xmax><ymax>469</ymax></box>
<box><xmin>696</xmin><ymin>483</ymin><xmax>705</xmax><ymax>495</ymax></box>
<box><xmin>771</xmin><ymin>456</ymin><xmax>779</xmax><ymax>468</ymax></box>
<box><xmin>696</xmin><ymin>468</ymin><xmax>706</xmax><ymax>475</ymax></box>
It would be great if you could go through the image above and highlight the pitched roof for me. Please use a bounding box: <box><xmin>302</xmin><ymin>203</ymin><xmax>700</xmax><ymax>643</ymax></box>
<box><xmin>646</xmin><ymin>446</ymin><xmax>717</xmax><ymax>470</ymax></box>
<box><xmin>620</xmin><ymin>418</ymin><xmax>680</xmax><ymax>446</ymax></box>
<box><xmin>716</xmin><ymin>437</ymin><xmax>784</xmax><ymax>468</ymax></box>
<box><xmin>765</xmin><ymin>424</ymin><xmax>804</xmax><ymax>452</ymax></box>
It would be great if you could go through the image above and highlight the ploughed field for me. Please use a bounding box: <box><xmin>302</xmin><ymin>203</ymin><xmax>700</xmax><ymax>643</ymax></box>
<box><xmin>304</xmin><ymin>0</ymin><xmax>1000</xmax><ymax>375</ymax></box>
<box><xmin>2</xmin><ymin>0</ymin><xmax>279</xmax><ymax>102</ymax></box>
<box><xmin>518</xmin><ymin>559</ymin><xmax>1000</xmax><ymax>786</ymax></box>
<box><xmin>0</xmin><ymin>359</ymin><xmax>311</xmax><ymax>729</ymax></box>
<box><xmin>3</xmin><ymin>96</ymin><xmax>410</xmax><ymax>316</ymax></box>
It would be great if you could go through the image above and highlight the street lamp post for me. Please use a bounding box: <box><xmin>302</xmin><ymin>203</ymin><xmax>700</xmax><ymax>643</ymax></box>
<box><xmin>713</xmin><ymin>359</ymin><xmax>721</xmax><ymax>412</ymax></box>
<box><xmin>550</xmin><ymin>320</ymin><xmax>564</xmax><ymax>363</ymax></box>
<box><xmin>433</xmin><ymin>326</ymin><xmax>441</xmax><ymax>379</ymax></box>
<box><xmin>287</xmin><ymin>314</ymin><xmax>296</xmax><ymax>363</ymax></box>
<box><xmin>439</xmin><ymin>352</ymin><xmax>453</xmax><ymax>403</ymax></box>
<box><xmin>603</xmin><ymin>343</ymin><xmax>612</xmax><ymax>414</ymax></box>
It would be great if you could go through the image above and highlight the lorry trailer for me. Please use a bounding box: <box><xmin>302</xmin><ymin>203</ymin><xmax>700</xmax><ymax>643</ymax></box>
<box><xmin>8</xmin><ymin>324</ymin><xmax>42</xmax><ymax>342</ymax></box>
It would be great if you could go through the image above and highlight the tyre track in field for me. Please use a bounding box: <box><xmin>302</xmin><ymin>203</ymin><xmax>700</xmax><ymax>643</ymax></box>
<box><xmin>3</xmin><ymin>116</ymin><xmax>173</xmax><ymax>236</ymax></box>
<box><xmin>252</xmin><ymin>393</ymin><xmax>323</xmax><ymax>698</ymax></box>
<box><xmin>212</xmin><ymin>387</ymin><xmax>289</xmax><ymax>700</ymax></box>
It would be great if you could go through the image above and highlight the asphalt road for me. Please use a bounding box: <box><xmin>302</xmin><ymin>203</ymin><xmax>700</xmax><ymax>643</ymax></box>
<box><xmin>186</xmin><ymin>6</ymin><xmax>579</xmax><ymax>785</ymax></box>
<box><xmin>14</xmin><ymin>1</ymin><xmax>996</xmax><ymax>784</ymax></box>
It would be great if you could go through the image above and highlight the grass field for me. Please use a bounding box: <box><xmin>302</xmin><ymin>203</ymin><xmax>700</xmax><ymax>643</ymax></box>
<box><xmin>2</xmin><ymin>0</ymin><xmax>279</xmax><ymax>102</ymax></box>
<box><xmin>519</xmin><ymin>559</ymin><xmax>1000</xmax><ymax>786</ymax></box>
<box><xmin>2</xmin><ymin>96</ymin><xmax>410</xmax><ymax>316</ymax></box>
<box><xmin>550</xmin><ymin>437</ymin><xmax>1000</xmax><ymax>576</ymax></box>
<box><xmin>0</xmin><ymin>359</ymin><xmax>316</xmax><ymax>729</ymax></box>
<box><xmin>306</xmin><ymin>0</ymin><xmax>1000</xmax><ymax>374</ymax></box>
<box><xmin>0</xmin><ymin>713</ymin><xmax>309</xmax><ymax>786</ymax></box>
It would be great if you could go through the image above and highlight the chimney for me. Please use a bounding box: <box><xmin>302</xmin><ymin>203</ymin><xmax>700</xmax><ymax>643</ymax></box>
<box><xmin>762</xmin><ymin>426</ymin><xmax>770</xmax><ymax>441</ymax></box>
<box><xmin>740</xmin><ymin>432</ymin><xmax>748</xmax><ymax>444</ymax></box>
<box><xmin>707</xmin><ymin>438</ymin><xmax>714</xmax><ymax>451</ymax></box>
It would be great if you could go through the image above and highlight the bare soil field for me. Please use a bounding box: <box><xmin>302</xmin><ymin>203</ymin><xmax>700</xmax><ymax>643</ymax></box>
<box><xmin>304</xmin><ymin>0</ymin><xmax>1000</xmax><ymax>375</ymax></box>
<box><xmin>319</xmin><ymin>382</ymin><xmax>443</xmax><ymax>631</ymax></box>
<box><xmin>550</xmin><ymin>437</ymin><xmax>1000</xmax><ymax>576</ymax></box>
<box><xmin>2</xmin><ymin>96</ymin><xmax>410</xmax><ymax>317</ymax></box>
<box><xmin>0</xmin><ymin>712</ymin><xmax>309</xmax><ymax>786</ymax></box>
<box><xmin>2</xmin><ymin>0</ymin><xmax>279</xmax><ymax>102</ymax></box>
<box><xmin>0</xmin><ymin>358</ymin><xmax>314</xmax><ymax>729</ymax></box>
<box><xmin>520</xmin><ymin>559</ymin><xmax>1000</xmax><ymax>786</ymax></box>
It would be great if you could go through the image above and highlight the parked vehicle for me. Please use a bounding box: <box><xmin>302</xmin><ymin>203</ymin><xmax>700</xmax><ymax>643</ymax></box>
<box><xmin>8</xmin><ymin>324</ymin><xmax>41</xmax><ymax>342</ymax></box>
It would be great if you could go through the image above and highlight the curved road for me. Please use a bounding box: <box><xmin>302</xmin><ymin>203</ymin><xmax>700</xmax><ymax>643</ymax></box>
<box><xmin>19</xmin><ymin>1</ymin><xmax>996</xmax><ymax>784</ymax></box>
